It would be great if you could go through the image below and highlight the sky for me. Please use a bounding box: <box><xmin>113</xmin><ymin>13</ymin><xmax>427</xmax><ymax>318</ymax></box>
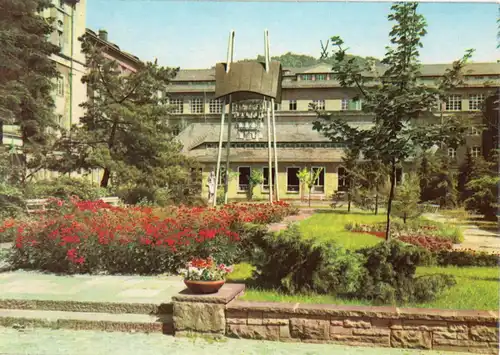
<box><xmin>86</xmin><ymin>1</ymin><xmax>499</xmax><ymax>69</ymax></box>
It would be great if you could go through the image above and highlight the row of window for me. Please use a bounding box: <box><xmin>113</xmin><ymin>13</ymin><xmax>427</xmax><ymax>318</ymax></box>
<box><xmin>448</xmin><ymin>146</ymin><xmax>481</xmax><ymax>159</ymax></box>
<box><xmin>203</xmin><ymin>142</ymin><xmax>346</xmax><ymax>149</ymax></box>
<box><xmin>169</xmin><ymin>94</ymin><xmax>485</xmax><ymax>114</ymax></box>
<box><xmin>168</xmin><ymin>98</ymin><xmax>362</xmax><ymax>114</ymax></box>
<box><xmin>219</xmin><ymin>166</ymin><xmax>327</xmax><ymax>193</ymax></box>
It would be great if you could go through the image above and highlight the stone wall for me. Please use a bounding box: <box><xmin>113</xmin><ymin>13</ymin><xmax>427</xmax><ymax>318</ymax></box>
<box><xmin>225</xmin><ymin>301</ymin><xmax>499</xmax><ymax>354</ymax></box>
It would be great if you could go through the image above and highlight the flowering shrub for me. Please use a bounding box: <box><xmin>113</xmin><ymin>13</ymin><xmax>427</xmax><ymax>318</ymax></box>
<box><xmin>5</xmin><ymin>198</ymin><xmax>295</xmax><ymax>275</ymax></box>
<box><xmin>398</xmin><ymin>235</ymin><xmax>453</xmax><ymax>252</ymax></box>
<box><xmin>179</xmin><ymin>257</ymin><xmax>233</xmax><ymax>281</ymax></box>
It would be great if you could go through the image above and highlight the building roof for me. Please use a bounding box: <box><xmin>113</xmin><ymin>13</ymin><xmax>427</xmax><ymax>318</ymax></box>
<box><xmin>176</xmin><ymin>120</ymin><xmax>373</xmax><ymax>152</ymax></box>
<box><xmin>171</xmin><ymin>62</ymin><xmax>500</xmax><ymax>82</ymax></box>
<box><xmin>85</xmin><ymin>29</ymin><xmax>142</xmax><ymax>67</ymax></box>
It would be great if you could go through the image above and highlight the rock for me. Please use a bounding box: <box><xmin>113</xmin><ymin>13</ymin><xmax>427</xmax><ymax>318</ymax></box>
<box><xmin>173</xmin><ymin>302</ymin><xmax>225</xmax><ymax>334</ymax></box>
<box><xmin>290</xmin><ymin>318</ymin><xmax>329</xmax><ymax>340</ymax></box>
<box><xmin>391</xmin><ymin>330</ymin><xmax>432</xmax><ymax>349</ymax></box>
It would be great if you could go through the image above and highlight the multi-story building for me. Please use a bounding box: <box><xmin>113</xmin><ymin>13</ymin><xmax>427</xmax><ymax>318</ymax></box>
<box><xmin>172</xmin><ymin>62</ymin><xmax>500</xmax><ymax>201</ymax></box>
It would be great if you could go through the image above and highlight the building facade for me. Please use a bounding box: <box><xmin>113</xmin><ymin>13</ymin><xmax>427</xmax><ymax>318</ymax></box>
<box><xmin>171</xmin><ymin>62</ymin><xmax>500</xmax><ymax>201</ymax></box>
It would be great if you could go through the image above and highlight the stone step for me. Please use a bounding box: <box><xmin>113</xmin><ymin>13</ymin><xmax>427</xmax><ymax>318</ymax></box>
<box><xmin>0</xmin><ymin>298</ymin><xmax>172</xmax><ymax>315</ymax></box>
<box><xmin>0</xmin><ymin>308</ymin><xmax>173</xmax><ymax>334</ymax></box>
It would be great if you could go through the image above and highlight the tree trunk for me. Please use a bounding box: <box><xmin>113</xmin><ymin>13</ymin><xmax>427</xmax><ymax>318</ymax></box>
<box><xmin>403</xmin><ymin>212</ymin><xmax>407</xmax><ymax>224</ymax></box>
<box><xmin>100</xmin><ymin>118</ymin><xmax>119</xmax><ymax>188</ymax></box>
<box><xmin>375</xmin><ymin>189</ymin><xmax>379</xmax><ymax>215</ymax></box>
<box><xmin>347</xmin><ymin>191</ymin><xmax>352</xmax><ymax>212</ymax></box>
<box><xmin>385</xmin><ymin>160</ymin><xmax>397</xmax><ymax>241</ymax></box>
<box><xmin>100</xmin><ymin>168</ymin><xmax>111</xmax><ymax>188</ymax></box>
<box><xmin>308</xmin><ymin>187</ymin><xmax>311</xmax><ymax>207</ymax></box>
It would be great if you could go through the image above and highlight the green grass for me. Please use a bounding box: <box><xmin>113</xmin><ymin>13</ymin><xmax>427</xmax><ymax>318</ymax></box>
<box><xmin>298</xmin><ymin>210</ymin><xmax>385</xmax><ymax>250</ymax></box>
<box><xmin>229</xmin><ymin>264</ymin><xmax>499</xmax><ymax>311</ymax></box>
<box><xmin>227</xmin><ymin>211</ymin><xmax>499</xmax><ymax>311</ymax></box>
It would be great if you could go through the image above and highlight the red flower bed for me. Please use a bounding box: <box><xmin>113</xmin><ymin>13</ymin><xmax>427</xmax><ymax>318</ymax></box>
<box><xmin>398</xmin><ymin>235</ymin><xmax>453</xmax><ymax>252</ymax></box>
<box><xmin>4</xmin><ymin>198</ymin><xmax>296</xmax><ymax>274</ymax></box>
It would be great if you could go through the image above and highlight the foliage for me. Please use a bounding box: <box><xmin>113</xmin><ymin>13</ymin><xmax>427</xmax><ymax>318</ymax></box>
<box><xmin>0</xmin><ymin>182</ymin><xmax>25</xmax><ymax>220</ymax></box>
<box><xmin>465</xmin><ymin>151</ymin><xmax>499</xmax><ymax>220</ymax></box>
<box><xmin>436</xmin><ymin>249</ymin><xmax>500</xmax><ymax>267</ymax></box>
<box><xmin>353</xmin><ymin>159</ymin><xmax>389</xmax><ymax>214</ymax></box>
<box><xmin>355</xmin><ymin>240</ymin><xmax>455</xmax><ymax>304</ymax></box>
<box><xmin>313</xmin><ymin>2</ymin><xmax>473</xmax><ymax>240</ymax></box>
<box><xmin>398</xmin><ymin>235</ymin><xmax>453</xmax><ymax>252</ymax></box>
<box><xmin>296</xmin><ymin>167</ymin><xmax>324</xmax><ymax>207</ymax></box>
<box><xmin>24</xmin><ymin>176</ymin><xmax>109</xmax><ymax>201</ymax></box>
<box><xmin>247</xmin><ymin>169</ymin><xmax>264</xmax><ymax>201</ymax></box>
<box><xmin>49</xmin><ymin>32</ymin><xmax>200</xmax><ymax>206</ymax></box>
<box><xmin>391</xmin><ymin>173</ymin><xmax>421</xmax><ymax>223</ymax></box>
<box><xmin>252</xmin><ymin>225</ymin><xmax>366</xmax><ymax>295</ymax></box>
<box><xmin>0</xmin><ymin>0</ymin><xmax>62</xmax><ymax>184</ymax></box>
<box><xmin>179</xmin><ymin>257</ymin><xmax>233</xmax><ymax>281</ymax></box>
<box><xmin>346</xmin><ymin>217</ymin><xmax>463</xmax><ymax>244</ymax></box>
<box><xmin>7</xmin><ymin>199</ymin><xmax>295</xmax><ymax>274</ymax></box>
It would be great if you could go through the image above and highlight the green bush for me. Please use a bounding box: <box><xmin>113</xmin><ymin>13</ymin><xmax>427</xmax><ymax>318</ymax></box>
<box><xmin>0</xmin><ymin>183</ymin><xmax>25</xmax><ymax>220</ymax></box>
<box><xmin>25</xmin><ymin>177</ymin><xmax>109</xmax><ymax>201</ymax></box>
<box><xmin>436</xmin><ymin>250</ymin><xmax>500</xmax><ymax>267</ymax></box>
<box><xmin>252</xmin><ymin>225</ymin><xmax>365</xmax><ymax>295</ymax></box>
<box><xmin>355</xmin><ymin>240</ymin><xmax>454</xmax><ymax>304</ymax></box>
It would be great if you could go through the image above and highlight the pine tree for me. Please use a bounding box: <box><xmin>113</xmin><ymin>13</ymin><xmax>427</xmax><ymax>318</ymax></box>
<box><xmin>0</xmin><ymin>0</ymin><xmax>60</xmax><ymax>183</ymax></box>
<box><xmin>432</xmin><ymin>153</ymin><xmax>458</xmax><ymax>209</ymax></box>
<box><xmin>54</xmin><ymin>32</ymin><xmax>199</xmax><ymax>202</ymax></box>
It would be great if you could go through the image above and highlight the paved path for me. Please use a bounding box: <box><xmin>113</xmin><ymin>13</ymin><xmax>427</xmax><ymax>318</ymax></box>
<box><xmin>0</xmin><ymin>327</ymin><xmax>465</xmax><ymax>355</ymax></box>
<box><xmin>423</xmin><ymin>213</ymin><xmax>500</xmax><ymax>253</ymax></box>
<box><xmin>0</xmin><ymin>270</ymin><xmax>184</xmax><ymax>304</ymax></box>
<box><xmin>268</xmin><ymin>208</ymin><xmax>315</xmax><ymax>232</ymax></box>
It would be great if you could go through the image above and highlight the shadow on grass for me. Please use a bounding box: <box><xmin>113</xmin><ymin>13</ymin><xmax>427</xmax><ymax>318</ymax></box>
<box><xmin>467</xmin><ymin>276</ymin><xmax>500</xmax><ymax>282</ymax></box>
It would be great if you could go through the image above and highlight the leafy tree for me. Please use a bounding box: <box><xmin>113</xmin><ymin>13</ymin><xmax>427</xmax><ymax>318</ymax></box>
<box><xmin>465</xmin><ymin>151</ymin><xmax>499</xmax><ymax>220</ymax></box>
<box><xmin>53</xmin><ymin>32</ymin><xmax>199</xmax><ymax>203</ymax></box>
<box><xmin>246</xmin><ymin>169</ymin><xmax>264</xmax><ymax>201</ymax></box>
<box><xmin>417</xmin><ymin>151</ymin><xmax>440</xmax><ymax>202</ymax></box>
<box><xmin>297</xmin><ymin>167</ymin><xmax>324</xmax><ymax>207</ymax></box>
<box><xmin>0</xmin><ymin>0</ymin><xmax>61</xmax><ymax>184</ymax></box>
<box><xmin>355</xmin><ymin>158</ymin><xmax>389</xmax><ymax>215</ymax></box>
<box><xmin>432</xmin><ymin>153</ymin><xmax>459</xmax><ymax>209</ymax></box>
<box><xmin>313</xmin><ymin>2</ymin><xmax>472</xmax><ymax>240</ymax></box>
<box><xmin>392</xmin><ymin>173</ymin><xmax>421</xmax><ymax>223</ymax></box>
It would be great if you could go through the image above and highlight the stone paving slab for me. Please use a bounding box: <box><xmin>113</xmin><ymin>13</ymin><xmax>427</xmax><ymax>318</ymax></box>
<box><xmin>0</xmin><ymin>270</ymin><xmax>185</xmax><ymax>305</ymax></box>
<box><xmin>0</xmin><ymin>327</ymin><xmax>467</xmax><ymax>355</ymax></box>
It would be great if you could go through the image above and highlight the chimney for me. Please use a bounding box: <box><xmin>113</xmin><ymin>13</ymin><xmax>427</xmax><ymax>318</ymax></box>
<box><xmin>98</xmin><ymin>29</ymin><xmax>108</xmax><ymax>42</ymax></box>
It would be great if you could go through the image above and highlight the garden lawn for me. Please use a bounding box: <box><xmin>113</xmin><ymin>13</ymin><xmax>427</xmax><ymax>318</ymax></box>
<box><xmin>228</xmin><ymin>264</ymin><xmax>499</xmax><ymax>311</ymax></box>
<box><xmin>298</xmin><ymin>210</ymin><xmax>385</xmax><ymax>250</ymax></box>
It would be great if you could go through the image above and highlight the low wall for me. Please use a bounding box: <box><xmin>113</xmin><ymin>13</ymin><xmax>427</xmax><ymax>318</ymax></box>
<box><xmin>226</xmin><ymin>301</ymin><xmax>499</xmax><ymax>354</ymax></box>
<box><xmin>172</xmin><ymin>284</ymin><xmax>499</xmax><ymax>354</ymax></box>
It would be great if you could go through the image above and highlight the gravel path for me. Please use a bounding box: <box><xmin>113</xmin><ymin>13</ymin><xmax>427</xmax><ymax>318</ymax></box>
<box><xmin>0</xmin><ymin>327</ymin><xmax>464</xmax><ymax>355</ymax></box>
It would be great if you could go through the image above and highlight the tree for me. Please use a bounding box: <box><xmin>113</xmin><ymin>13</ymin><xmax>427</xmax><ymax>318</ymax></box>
<box><xmin>465</xmin><ymin>151</ymin><xmax>499</xmax><ymax>220</ymax></box>
<box><xmin>392</xmin><ymin>173</ymin><xmax>421</xmax><ymax>223</ymax></box>
<box><xmin>432</xmin><ymin>153</ymin><xmax>459</xmax><ymax>209</ymax></box>
<box><xmin>313</xmin><ymin>2</ymin><xmax>473</xmax><ymax>240</ymax></box>
<box><xmin>53</xmin><ymin>32</ymin><xmax>199</xmax><ymax>203</ymax></box>
<box><xmin>355</xmin><ymin>158</ymin><xmax>389</xmax><ymax>215</ymax></box>
<box><xmin>417</xmin><ymin>151</ymin><xmax>440</xmax><ymax>202</ymax></box>
<box><xmin>297</xmin><ymin>167</ymin><xmax>324</xmax><ymax>207</ymax></box>
<box><xmin>0</xmin><ymin>0</ymin><xmax>61</xmax><ymax>184</ymax></box>
<box><xmin>246</xmin><ymin>169</ymin><xmax>264</xmax><ymax>201</ymax></box>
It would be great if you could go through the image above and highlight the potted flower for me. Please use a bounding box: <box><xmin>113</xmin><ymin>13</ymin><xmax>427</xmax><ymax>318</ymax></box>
<box><xmin>179</xmin><ymin>257</ymin><xmax>233</xmax><ymax>294</ymax></box>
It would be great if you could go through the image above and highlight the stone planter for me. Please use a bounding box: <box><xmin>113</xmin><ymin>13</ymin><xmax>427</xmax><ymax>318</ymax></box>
<box><xmin>184</xmin><ymin>280</ymin><xmax>225</xmax><ymax>294</ymax></box>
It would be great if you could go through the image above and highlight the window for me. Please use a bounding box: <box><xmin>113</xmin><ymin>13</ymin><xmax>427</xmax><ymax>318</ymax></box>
<box><xmin>209</xmin><ymin>99</ymin><xmax>222</xmax><ymax>114</ymax></box>
<box><xmin>301</xmin><ymin>74</ymin><xmax>313</xmax><ymax>81</ymax></box>
<box><xmin>57</xmin><ymin>30</ymin><xmax>64</xmax><ymax>51</ymax></box>
<box><xmin>286</xmin><ymin>167</ymin><xmax>300</xmax><ymax>193</ymax></box>
<box><xmin>169</xmin><ymin>98</ymin><xmax>183</xmax><ymax>114</ymax></box>
<box><xmin>316</xmin><ymin>74</ymin><xmax>326</xmax><ymax>81</ymax></box>
<box><xmin>470</xmin><ymin>126</ymin><xmax>480</xmax><ymax>136</ymax></box>
<box><xmin>445</xmin><ymin>95</ymin><xmax>462</xmax><ymax>111</ymax></box>
<box><xmin>311</xmin><ymin>167</ymin><xmax>325</xmax><ymax>194</ymax></box>
<box><xmin>469</xmin><ymin>94</ymin><xmax>485</xmax><ymax>111</ymax></box>
<box><xmin>274</xmin><ymin>102</ymin><xmax>281</xmax><ymax>111</ymax></box>
<box><xmin>341</xmin><ymin>98</ymin><xmax>349</xmax><ymax>111</ymax></box>
<box><xmin>313</xmin><ymin>100</ymin><xmax>325</xmax><ymax>110</ymax></box>
<box><xmin>338</xmin><ymin>167</ymin><xmax>348</xmax><ymax>192</ymax></box>
<box><xmin>262</xmin><ymin>167</ymin><xmax>276</xmax><ymax>192</ymax></box>
<box><xmin>447</xmin><ymin>147</ymin><xmax>457</xmax><ymax>159</ymax></box>
<box><xmin>238</xmin><ymin>167</ymin><xmax>250</xmax><ymax>192</ymax></box>
<box><xmin>471</xmin><ymin>146</ymin><xmax>481</xmax><ymax>158</ymax></box>
<box><xmin>289</xmin><ymin>100</ymin><xmax>297</xmax><ymax>111</ymax></box>
<box><xmin>395</xmin><ymin>167</ymin><xmax>403</xmax><ymax>185</ymax></box>
<box><xmin>190</xmin><ymin>98</ymin><xmax>204</xmax><ymax>114</ymax></box>
<box><xmin>56</xmin><ymin>77</ymin><xmax>64</xmax><ymax>96</ymax></box>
